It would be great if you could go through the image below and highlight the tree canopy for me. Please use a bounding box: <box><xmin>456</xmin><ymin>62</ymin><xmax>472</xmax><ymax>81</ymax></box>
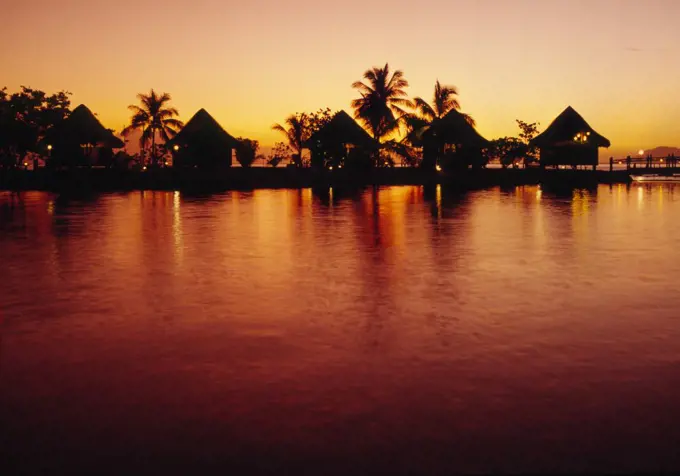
<box><xmin>0</xmin><ymin>86</ymin><xmax>71</xmax><ymax>166</ymax></box>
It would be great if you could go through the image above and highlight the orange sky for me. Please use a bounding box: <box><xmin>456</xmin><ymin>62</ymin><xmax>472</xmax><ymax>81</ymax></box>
<box><xmin>2</xmin><ymin>0</ymin><xmax>679</xmax><ymax>157</ymax></box>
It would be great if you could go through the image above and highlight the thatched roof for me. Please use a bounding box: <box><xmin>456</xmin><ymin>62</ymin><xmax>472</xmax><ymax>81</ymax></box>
<box><xmin>166</xmin><ymin>109</ymin><xmax>238</xmax><ymax>149</ymax></box>
<box><xmin>531</xmin><ymin>106</ymin><xmax>610</xmax><ymax>148</ymax></box>
<box><xmin>45</xmin><ymin>104</ymin><xmax>124</xmax><ymax>148</ymax></box>
<box><xmin>305</xmin><ymin>110</ymin><xmax>377</xmax><ymax>149</ymax></box>
<box><xmin>423</xmin><ymin>109</ymin><xmax>489</xmax><ymax>148</ymax></box>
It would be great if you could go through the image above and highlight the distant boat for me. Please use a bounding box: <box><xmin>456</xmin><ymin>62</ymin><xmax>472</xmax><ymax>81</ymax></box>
<box><xmin>631</xmin><ymin>174</ymin><xmax>680</xmax><ymax>183</ymax></box>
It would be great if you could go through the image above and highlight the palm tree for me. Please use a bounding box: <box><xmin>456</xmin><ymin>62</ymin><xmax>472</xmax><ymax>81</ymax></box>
<box><xmin>351</xmin><ymin>63</ymin><xmax>411</xmax><ymax>142</ymax></box>
<box><xmin>413</xmin><ymin>80</ymin><xmax>475</xmax><ymax>126</ymax></box>
<box><xmin>399</xmin><ymin>80</ymin><xmax>477</xmax><ymax>169</ymax></box>
<box><xmin>122</xmin><ymin>89</ymin><xmax>183</xmax><ymax>166</ymax></box>
<box><xmin>272</xmin><ymin>114</ymin><xmax>306</xmax><ymax>167</ymax></box>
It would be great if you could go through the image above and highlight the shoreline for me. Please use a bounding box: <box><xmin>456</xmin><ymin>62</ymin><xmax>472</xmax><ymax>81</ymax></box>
<box><xmin>0</xmin><ymin>167</ymin><xmax>636</xmax><ymax>193</ymax></box>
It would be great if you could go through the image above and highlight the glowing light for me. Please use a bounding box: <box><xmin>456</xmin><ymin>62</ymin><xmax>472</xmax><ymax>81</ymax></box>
<box><xmin>660</xmin><ymin>159</ymin><xmax>664</xmax><ymax>163</ymax></box>
<box><xmin>173</xmin><ymin>145</ymin><xmax>179</xmax><ymax>151</ymax></box>
<box><xmin>142</xmin><ymin>166</ymin><xmax>147</xmax><ymax>171</ymax></box>
<box><xmin>23</xmin><ymin>162</ymin><xmax>28</xmax><ymax>166</ymax></box>
<box><xmin>436</xmin><ymin>165</ymin><xmax>442</xmax><ymax>172</ymax></box>
<box><xmin>573</xmin><ymin>132</ymin><xmax>588</xmax><ymax>143</ymax></box>
<box><xmin>47</xmin><ymin>144</ymin><xmax>52</xmax><ymax>151</ymax></box>
<box><xmin>329</xmin><ymin>166</ymin><xmax>333</xmax><ymax>170</ymax></box>
<box><xmin>639</xmin><ymin>149</ymin><xmax>645</xmax><ymax>156</ymax></box>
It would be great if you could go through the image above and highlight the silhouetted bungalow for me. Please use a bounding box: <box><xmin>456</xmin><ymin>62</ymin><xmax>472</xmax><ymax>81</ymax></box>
<box><xmin>421</xmin><ymin>109</ymin><xmax>489</xmax><ymax>170</ymax></box>
<box><xmin>304</xmin><ymin>110</ymin><xmax>378</xmax><ymax>169</ymax></box>
<box><xmin>530</xmin><ymin>106</ymin><xmax>610</xmax><ymax>169</ymax></box>
<box><xmin>43</xmin><ymin>104</ymin><xmax>124</xmax><ymax>166</ymax></box>
<box><xmin>167</xmin><ymin>109</ymin><xmax>238</xmax><ymax>169</ymax></box>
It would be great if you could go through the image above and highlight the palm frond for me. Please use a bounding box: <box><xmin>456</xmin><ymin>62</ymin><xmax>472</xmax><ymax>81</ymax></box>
<box><xmin>158</xmin><ymin>108</ymin><xmax>179</xmax><ymax>119</ymax></box>
<box><xmin>272</xmin><ymin>123</ymin><xmax>287</xmax><ymax>134</ymax></box>
<box><xmin>140</xmin><ymin>126</ymin><xmax>153</xmax><ymax>149</ymax></box>
<box><xmin>162</xmin><ymin>118</ymin><xmax>183</xmax><ymax>130</ymax></box>
<box><xmin>413</xmin><ymin>97</ymin><xmax>436</xmax><ymax>121</ymax></box>
<box><xmin>160</xmin><ymin>127</ymin><xmax>172</xmax><ymax>143</ymax></box>
<box><xmin>462</xmin><ymin>113</ymin><xmax>476</xmax><ymax>127</ymax></box>
<box><xmin>157</xmin><ymin>92</ymin><xmax>172</xmax><ymax>105</ymax></box>
<box><xmin>127</xmin><ymin>104</ymin><xmax>146</xmax><ymax>115</ymax></box>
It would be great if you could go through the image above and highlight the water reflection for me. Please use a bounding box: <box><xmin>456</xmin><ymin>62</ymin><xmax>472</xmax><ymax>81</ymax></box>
<box><xmin>3</xmin><ymin>185</ymin><xmax>680</xmax><ymax>473</ymax></box>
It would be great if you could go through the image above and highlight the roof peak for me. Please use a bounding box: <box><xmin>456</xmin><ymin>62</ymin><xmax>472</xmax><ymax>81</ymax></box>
<box><xmin>70</xmin><ymin>104</ymin><xmax>95</xmax><ymax>115</ymax></box>
<box><xmin>531</xmin><ymin>106</ymin><xmax>610</xmax><ymax>148</ymax></box>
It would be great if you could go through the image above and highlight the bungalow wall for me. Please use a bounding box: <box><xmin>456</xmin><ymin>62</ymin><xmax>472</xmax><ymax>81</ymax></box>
<box><xmin>540</xmin><ymin>146</ymin><xmax>598</xmax><ymax>167</ymax></box>
<box><xmin>174</xmin><ymin>143</ymin><xmax>233</xmax><ymax>169</ymax></box>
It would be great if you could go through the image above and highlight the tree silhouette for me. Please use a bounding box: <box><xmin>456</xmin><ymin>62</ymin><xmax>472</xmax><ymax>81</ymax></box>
<box><xmin>267</xmin><ymin>142</ymin><xmax>290</xmax><ymax>167</ymax></box>
<box><xmin>122</xmin><ymin>89</ymin><xmax>183</xmax><ymax>167</ymax></box>
<box><xmin>351</xmin><ymin>63</ymin><xmax>411</xmax><ymax>142</ymax></box>
<box><xmin>272</xmin><ymin>109</ymin><xmax>334</xmax><ymax>167</ymax></box>
<box><xmin>516</xmin><ymin>120</ymin><xmax>540</xmax><ymax>165</ymax></box>
<box><xmin>0</xmin><ymin>86</ymin><xmax>71</xmax><ymax>167</ymax></box>
<box><xmin>272</xmin><ymin>114</ymin><xmax>306</xmax><ymax>167</ymax></box>
<box><xmin>235</xmin><ymin>137</ymin><xmax>261</xmax><ymax>168</ymax></box>
<box><xmin>413</xmin><ymin>80</ymin><xmax>475</xmax><ymax>126</ymax></box>
<box><xmin>395</xmin><ymin>80</ymin><xmax>478</xmax><ymax>169</ymax></box>
<box><xmin>487</xmin><ymin>121</ymin><xmax>540</xmax><ymax>168</ymax></box>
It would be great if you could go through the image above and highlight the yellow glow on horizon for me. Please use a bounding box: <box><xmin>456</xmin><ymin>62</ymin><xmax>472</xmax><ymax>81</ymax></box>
<box><xmin>2</xmin><ymin>0</ymin><xmax>679</xmax><ymax>158</ymax></box>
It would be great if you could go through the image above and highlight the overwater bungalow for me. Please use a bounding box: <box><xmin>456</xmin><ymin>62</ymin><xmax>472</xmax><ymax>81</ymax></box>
<box><xmin>304</xmin><ymin>110</ymin><xmax>378</xmax><ymax>169</ymax></box>
<box><xmin>167</xmin><ymin>109</ymin><xmax>238</xmax><ymax>169</ymax></box>
<box><xmin>421</xmin><ymin>109</ymin><xmax>490</xmax><ymax>170</ymax></box>
<box><xmin>530</xmin><ymin>106</ymin><xmax>610</xmax><ymax>169</ymax></box>
<box><xmin>43</xmin><ymin>104</ymin><xmax>124</xmax><ymax>166</ymax></box>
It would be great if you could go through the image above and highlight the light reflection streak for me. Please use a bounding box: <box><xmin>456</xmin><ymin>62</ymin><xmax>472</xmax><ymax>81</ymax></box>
<box><xmin>637</xmin><ymin>185</ymin><xmax>644</xmax><ymax>211</ymax></box>
<box><xmin>173</xmin><ymin>191</ymin><xmax>183</xmax><ymax>263</ymax></box>
<box><xmin>571</xmin><ymin>189</ymin><xmax>591</xmax><ymax>245</ymax></box>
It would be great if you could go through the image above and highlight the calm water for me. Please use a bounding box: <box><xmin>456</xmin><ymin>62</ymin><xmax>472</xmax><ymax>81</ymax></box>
<box><xmin>2</xmin><ymin>185</ymin><xmax>680</xmax><ymax>474</ymax></box>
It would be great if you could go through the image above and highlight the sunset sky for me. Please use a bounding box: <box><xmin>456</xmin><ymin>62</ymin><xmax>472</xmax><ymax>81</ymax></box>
<box><xmin>2</xmin><ymin>0</ymin><xmax>679</xmax><ymax>157</ymax></box>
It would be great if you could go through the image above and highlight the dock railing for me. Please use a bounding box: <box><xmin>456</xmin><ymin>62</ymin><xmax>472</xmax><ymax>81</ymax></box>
<box><xmin>609</xmin><ymin>155</ymin><xmax>680</xmax><ymax>172</ymax></box>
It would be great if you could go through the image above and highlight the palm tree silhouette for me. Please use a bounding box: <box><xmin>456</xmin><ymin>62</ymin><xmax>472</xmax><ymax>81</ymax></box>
<box><xmin>272</xmin><ymin>114</ymin><xmax>306</xmax><ymax>167</ymax></box>
<box><xmin>122</xmin><ymin>89</ymin><xmax>183</xmax><ymax>166</ymax></box>
<box><xmin>351</xmin><ymin>63</ymin><xmax>411</xmax><ymax>142</ymax></box>
<box><xmin>413</xmin><ymin>80</ymin><xmax>475</xmax><ymax>126</ymax></box>
<box><xmin>401</xmin><ymin>81</ymin><xmax>475</xmax><ymax>169</ymax></box>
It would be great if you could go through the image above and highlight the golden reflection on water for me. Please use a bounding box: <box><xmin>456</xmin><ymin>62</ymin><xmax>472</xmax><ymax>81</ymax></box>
<box><xmin>3</xmin><ymin>186</ymin><xmax>680</xmax><ymax>472</ymax></box>
<box><xmin>637</xmin><ymin>185</ymin><xmax>644</xmax><ymax>210</ymax></box>
<box><xmin>571</xmin><ymin>189</ymin><xmax>591</xmax><ymax>245</ymax></box>
<box><xmin>172</xmin><ymin>191</ymin><xmax>183</xmax><ymax>264</ymax></box>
